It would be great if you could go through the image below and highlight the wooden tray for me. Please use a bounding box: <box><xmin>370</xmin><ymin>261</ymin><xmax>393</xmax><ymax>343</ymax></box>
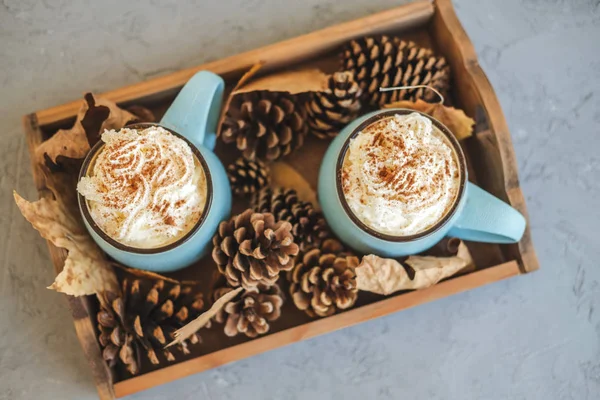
<box><xmin>22</xmin><ymin>0</ymin><xmax>539</xmax><ymax>398</ymax></box>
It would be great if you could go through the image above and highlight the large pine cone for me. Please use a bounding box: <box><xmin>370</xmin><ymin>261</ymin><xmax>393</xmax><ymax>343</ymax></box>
<box><xmin>340</xmin><ymin>35</ymin><xmax>450</xmax><ymax>106</ymax></box>
<box><xmin>226</xmin><ymin>157</ymin><xmax>270</xmax><ymax>197</ymax></box>
<box><xmin>212</xmin><ymin>209</ymin><xmax>300</xmax><ymax>290</ymax></box>
<box><xmin>288</xmin><ymin>239</ymin><xmax>359</xmax><ymax>317</ymax></box>
<box><xmin>97</xmin><ymin>278</ymin><xmax>205</xmax><ymax>375</ymax></box>
<box><xmin>211</xmin><ymin>282</ymin><xmax>284</xmax><ymax>338</ymax></box>
<box><xmin>252</xmin><ymin>187</ymin><xmax>330</xmax><ymax>252</ymax></box>
<box><xmin>221</xmin><ymin>91</ymin><xmax>308</xmax><ymax>161</ymax></box>
<box><xmin>306</xmin><ymin>71</ymin><xmax>362</xmax><ymax>139</ymax></box>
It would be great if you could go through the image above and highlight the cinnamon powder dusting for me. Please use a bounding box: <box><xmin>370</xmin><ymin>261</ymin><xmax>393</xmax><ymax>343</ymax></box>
<box><xmin>341</xmin><ymin>113</ymin><xmax>460</xmax><ymax>236</ymax></box>
<box><xmin>77</xmin><ymin>126</ymin><xmax>207</xmax><ymax>248</ymax></box>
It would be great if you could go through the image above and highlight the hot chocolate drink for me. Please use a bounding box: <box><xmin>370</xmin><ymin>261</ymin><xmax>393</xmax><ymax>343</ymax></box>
<box><xmin>77</xmin><ymin>126</ymin><xmax>207</xmax><ymax>248</ymax></box>
<box><xmin>341</xmin><ymin>112</ymin><xmax>460</xmax><ymax>237</ymax></box>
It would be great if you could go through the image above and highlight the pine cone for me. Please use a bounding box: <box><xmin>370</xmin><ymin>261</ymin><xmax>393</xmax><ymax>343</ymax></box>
<box><xmin>212</xmin><ymin>209</ymin><xmax>299</xmax><ymax>290</ymax></box>
<box><xmin>340</xmin><ymin>35</ymin><xmax>450</xmax><ymax>106</ymax></box>
<box><xmin>226</xmin><ymin>157</ymin><xmax>270</xmax><ymax>197</ymax></box>
<box><xmin>211</xmin><ymin>282</ymin><xmax>284</xmax><ymax>338</ymax></box>
<box><xmin>288</xmin><ymin>239</ymin><xmax>359</xmax><ymax>317</ymax></box>
<box><xmin>252</xmin><ymin>187</ymin><xmax>330</xmax><ymax>252</ymax></box>
<box><xmin>97</xmin><ymin>278</ymin><xmax>205</xmax><ymax>375</ymax></box>
<box><xmin>221</xmin><ymin>91</ymin><xmax>308</xmax><ymax>161</ymax></box>
<box><xmin>306</xmin><ymin>71</ymin><xmax>362</xmax><ymax>139</ymax></box>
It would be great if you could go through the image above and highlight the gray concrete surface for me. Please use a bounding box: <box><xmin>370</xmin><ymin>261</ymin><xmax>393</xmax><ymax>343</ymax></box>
<box><xmin>1</xmin><ymin>0</ymin><xmax>599</xmax><ymax>399</ymax></box>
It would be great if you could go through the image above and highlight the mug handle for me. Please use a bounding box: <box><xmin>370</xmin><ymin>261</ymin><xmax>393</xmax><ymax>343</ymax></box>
<box><xmin>448</xmin><ymin>182</ymin><xmax>526</xmax><ymax>243</ymax></box>
<box><xmin>160</xmin><ymin>70</ymin><xmax>225</xmax><ymax>151</ymax></box>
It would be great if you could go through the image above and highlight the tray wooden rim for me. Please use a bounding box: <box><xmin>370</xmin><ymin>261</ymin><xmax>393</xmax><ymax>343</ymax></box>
<box><xmin>114</xmin><ymin>261</ymin><xmax>520</xmax><ymax>398</ymax></box>
<box><xmin>21</xmin><ymin>0</ymin><xmax>539</xmax><ymax>398</ymax></box>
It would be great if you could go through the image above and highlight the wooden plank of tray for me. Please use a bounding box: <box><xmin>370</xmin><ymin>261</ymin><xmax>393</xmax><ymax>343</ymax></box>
<box><xmin>21</xmin><ymin>0</ymin><xmax>539</xmax><ymax>398</ymax></box>
<box><xmin>34</xmin><ymin>0</ymin><xmax>434</xmax><ymax>127</ymax></box>
<box><xmin>114</xmin><ymin>260</ymin><xmax>520</xmax><ymax>397</ymax></box>
<box><xmin>22</xmin><ymin>114</ymin><xmax>115</xmax><ymax>400</ymax></box>
<box><xmin>430</xmin><ymin>0</ymin><xmax>538</xmax><ymax>272</ymax></box>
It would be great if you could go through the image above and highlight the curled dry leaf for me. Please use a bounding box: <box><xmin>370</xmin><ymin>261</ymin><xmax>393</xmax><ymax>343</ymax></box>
<box><xmin>217</xmin><ymin>62</ymin><xmax>265</xmax><ymax>138</ymax></box>
<box><xmin>126</xmin><ymin>105</ymin><xmax>156</xmax><ymax>123</ymax></box>
<box><xmin>218</xmin><ymin>62</ymin><xmax>330</xmax><ymax>137</ymax></box>
<box><xmin>269</xmin><ymin>161</ymin><xmax>319</xmax><ymax>209</ymax></box>
<box><xmin>355</xmin><ymin>242</ymin><xmax>474</xmax><ymax>296</ymax></box>
<box><xmin>233</xmin><ymin>68</ymin><xmax>330</xmax><ymax>95</ymax></box>
<box><xmin>427</xmin><ymin>237</ymin><xmax>462</xmax><ymax>257</ymax></box>
<box><xmin>383</xmin><ymin>99</ymin><xmax>475</xmax><ymax>140</ymax></box>
<box><xmin>13</xmin><ymin>166</ymin><xmax>118</xmax><ymax>296</ymax></box>
<box><xmin>36</xmin><ymin>93</ymin><xmax>139</xmax><ymax>164</ymax></box>
<box><xmin>166</xmin><ymin>287</ymin><xmax>243</xmax><ymax>348</ymax></box>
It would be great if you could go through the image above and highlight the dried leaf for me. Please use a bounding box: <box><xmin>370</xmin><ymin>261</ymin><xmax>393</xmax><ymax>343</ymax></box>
<box><xmin>166</xmin><ymin>287</ymin><xmax>243</xmax><ymax>348</ymax></box>
<box><xmin>270</xmin><ymin>161</ymin><xmax>319</xmax><ymax>209</ymax></box>
<box><xmin>233</xmin><ymin>68</ymin><xmax>330</xmax><ymax>95</ymax></box>
<box><xmin>217</xmin><ymin>62</ymin><xmax>265</xmax><ymax>137</ymax></box>
<box><xmin>126</xmin><ymin>105</ymin><xmax>156</xmax><ymax>123</ymax></box>
<box><xmin>355</xmin><ymin>242</ymin><xmax>474</xmax><ymax>295</ymax></box>
<box><xmin>218</xmin><ymin>64</ymin><xmax>328</xmax><ymax>140</ymax></box>
<box><xmin>383</xmin><ymin>99</ymin><xmax>475</xmax><ymax>140</ymax></box>
<box><xmin>426</xmin><ymin>237</ymin><xmax>462</xmax><ymax>257</ymax></box>
<box><xmin>14</xmin><ymin>195</ymin><xmax>117</xmax><ymax>297</ymax></box>
<box><xmin>14</xmin><ymin>162</ymin><xmax>118</xmax><ymax>296</ymax></box>
<box><xmin>36</xmin><ymin>93</ymin><xmax>138</xmax><ymax>164</ymax></box>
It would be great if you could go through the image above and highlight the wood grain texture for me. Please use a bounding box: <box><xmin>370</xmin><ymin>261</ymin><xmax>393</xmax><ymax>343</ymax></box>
<box><xmin>21</xmin><ymin>0</ymin><xmax>539</xmax><ymax>397</ymax></box>
<box><xmin>430</xmin><ymin>0</ymin><xmax>539</xmax><ymax>273</ymax></box>
<box><xmin>22</xmin><ymin>114</ymin><xmax>115</xmax><ymax>400</ymax></box>
<box><xmin>114</xmin><ymin>260</ymin><xmax>520</xmax><ymax>398</ymax></box>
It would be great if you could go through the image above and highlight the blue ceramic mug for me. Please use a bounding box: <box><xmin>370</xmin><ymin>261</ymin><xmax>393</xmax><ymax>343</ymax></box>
<box><xmin>318</xmin><ymin>108</ymin><xmax>526</xmax><ymax>257</ymax></box>
<box><xmin>78</xmin><ymin>71</ymin><xmax>231</xmax><ymax>272</ymax></box>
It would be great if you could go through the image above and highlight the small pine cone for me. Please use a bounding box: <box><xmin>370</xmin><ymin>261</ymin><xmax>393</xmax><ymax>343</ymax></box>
<box><xmin>306</xmin><ymin>71</ymin><xmax>362</xmax><ymax>139</ymax></box>
<box><xmin>340</xmin><ymin>35</ymin><xmax>450</xmax><ymax>106</ymax></box>
<box><xmin>251</xmin><ymin>187</ymin><xmax>298</xmax><ymax>219</ymax></box>
<box><xmin>226</xmin><ymin>157</ymin><xmax>270</xmax><ymax>197</ymax></box>
<box><xmin>252</xmin><ymin>187</ymin><xmax>330</xmax><ymax>252</ymax></box>
<box><xmin>211</xmin><ymin>282</ymin><xmax>284</xmax><ymax>338</ymax></box>
<box><xmin>212</xmin><ymin>209</ymin><xmax>300</xmax><ymax>290</ymax></box>
<box><xmin>288</xmin><ymin>239</ymin><xmax>359</xmax><ymax>317</ymax></box>
<box><xmin>220</xmin><ymin>91</ymin><xmax>308</xmax><ymax>161</ymax></box>
<box><xmin>97</xmin><ymin>278</ymin><xmax>205</xmax><ymax>375</ymax></box>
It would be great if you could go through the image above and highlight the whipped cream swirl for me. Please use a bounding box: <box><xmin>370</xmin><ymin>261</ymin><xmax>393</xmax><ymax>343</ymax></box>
<box><xmin>341</xmin><ymin>113</ymin><xmax>460</xmax><ymax>236</ymax></box>
<box><xmin>78</xmin><ymin>126</ymin><xmax>207</xmax><ymax>248</ymax></box>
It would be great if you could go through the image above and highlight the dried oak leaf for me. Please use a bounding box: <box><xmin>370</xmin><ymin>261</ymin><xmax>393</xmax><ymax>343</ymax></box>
<box><xmin>383</xmin><ymin>99</ymin><xmax>475</xmax><ymax>140</ymax></box>
<box><xmin>355</xmin><ymin>242</ymin><xmax>474</xmax><ymax>295</ymax></box>
<box><xmin>13</xmin><ymin>165</ymin><xmax>118</xmax><ymax>296</ymax></box>
<box><xmin>36</xmin><ymin>93</ymin><xmax>138</xmax><ymax>164</ymax></box>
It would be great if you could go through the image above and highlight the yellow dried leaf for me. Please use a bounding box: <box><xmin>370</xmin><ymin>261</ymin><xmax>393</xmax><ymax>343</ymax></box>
<box><xmin>218</xmin><ymin>64</ymin><xmax>329</xmax><ymax>139</ymax></box>
<box><xmin>13</xmin><ymin>166</ymin><xmax>118</xmax><ymax>297</ymax></box>
<box><xmin>36</xmin><ymin>93</ymin><xmax>138</xmax><ymax>164</ymax></box>
<box><xmin>233</xmin><ymin>68</ymin><xmax>330</xmax><ymax>95</ymax></box>
<box><xmin>384</xmin><ymin>99</ymin><xmax>475</xmax><ymax>140</ymax></box>
<box><xmin>355</xmin><ymin>242</ymin><xmax>474</xmax><ymax>295</ymax></box>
